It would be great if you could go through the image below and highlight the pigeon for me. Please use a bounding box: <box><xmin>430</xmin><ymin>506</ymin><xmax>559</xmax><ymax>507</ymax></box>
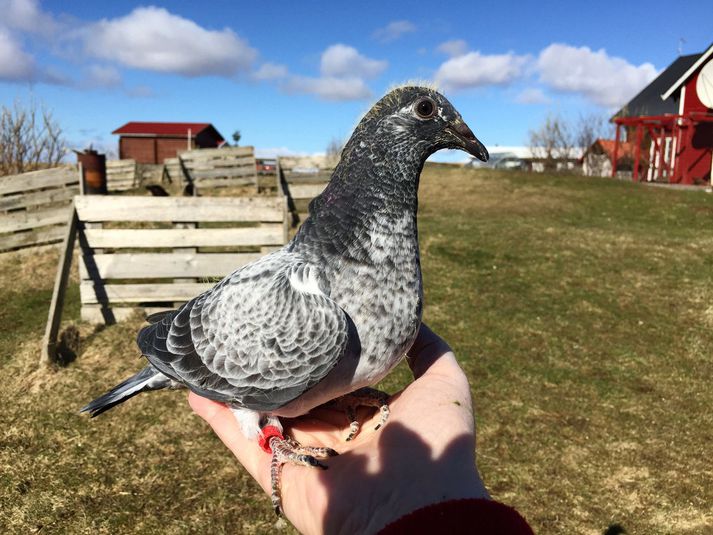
<box><xmin>81</xmin><ymin>85</ymin><xmax>489</xmax><ymax>513</ymax></box>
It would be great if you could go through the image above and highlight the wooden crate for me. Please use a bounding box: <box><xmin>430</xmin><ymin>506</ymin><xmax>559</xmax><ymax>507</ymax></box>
<box><xmin>74</xmin><ymin>195</ymin><xmax>289</xmax><ymax>324</ymax></box>
<box><xmin>276</xmin><ymin>155</ymin><xmax>336</xmax><ymax>225</ymax></box>
<box><xmin>172</xmin><ymin>146</ymin><xmax>259</xmax><ymax>193</ymax></box>
<box><xmin>106</xmin><ymin>159</ymin><xmax>138</xmax><ymax>192</ymax></box>
<box><xmin>163</xmin><ymin>158</ymin><xmax>182</xmax><ymax>184</ymax></box>
<box><xmin>0</xmin><ymin>166</ymin><xmax>79</xmax><ymax>252</ymax></box>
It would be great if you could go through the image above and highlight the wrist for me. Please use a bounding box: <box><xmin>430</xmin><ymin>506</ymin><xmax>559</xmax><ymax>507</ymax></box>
<box><xmin>363</xmin><ymin>463</ymin><xmax>488</xmax><ymax>533</ymax></box>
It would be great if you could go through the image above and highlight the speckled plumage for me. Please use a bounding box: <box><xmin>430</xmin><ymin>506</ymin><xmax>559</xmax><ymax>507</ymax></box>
<box><xmin>82</xmin><ymin>86</ymin><xmax>488</xmax><ymax>440</ymax></box>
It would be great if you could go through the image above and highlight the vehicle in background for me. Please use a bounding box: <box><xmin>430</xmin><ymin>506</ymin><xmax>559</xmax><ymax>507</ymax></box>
<box><xmin>256</xmin><ymin>158</ymin><xmax>276</xmax><ymax>175</ymax></box>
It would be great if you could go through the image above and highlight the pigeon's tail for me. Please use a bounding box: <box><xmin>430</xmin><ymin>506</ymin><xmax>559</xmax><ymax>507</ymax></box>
<box><xmin>80</xmin><ymin>366</ymin><xmax>171</xmax><ymax>418</ymax></box>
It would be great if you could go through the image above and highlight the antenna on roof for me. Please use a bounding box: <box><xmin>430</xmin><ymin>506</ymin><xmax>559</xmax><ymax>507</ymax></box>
<box><xmin>677</xmin><ymin>37</ymin><xmax>686</xmax><ymax>56</ymax></box>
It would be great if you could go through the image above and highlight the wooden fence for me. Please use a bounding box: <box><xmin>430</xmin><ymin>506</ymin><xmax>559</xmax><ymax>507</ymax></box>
<box><xmin>74</xmin><ymin>195</ymin><xmax>288</xmax><ymax>323</ymax></box>
<box><xmin>106</xmin><ymin>159</ymin><xmax>138</xmax><ymax>192</ymax></box>
<box><xmin>0</xmin><ymin>166</ymin><xmax>79</xmax><ymax>252</ymax></box>
<box><xmin>277</xmin><ymin>155</ymin><xmax>336</xmax><ymax>224</ymax></box>
<box><xmin>165</xmin><ymin>146</ymin><xmax>259</xmax><ymax>193</ymax></box>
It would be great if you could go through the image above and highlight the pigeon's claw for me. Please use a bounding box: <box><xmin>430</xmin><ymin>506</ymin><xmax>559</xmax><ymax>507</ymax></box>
<box><xmin>267</xmin><ymin>434</ymin><xmax>337</xmax><ymax>516</ymax></box>
<box><xmin>330</xmin><ymin>387</ymin><xmax>390</xmax><ymax>441</ymax></box>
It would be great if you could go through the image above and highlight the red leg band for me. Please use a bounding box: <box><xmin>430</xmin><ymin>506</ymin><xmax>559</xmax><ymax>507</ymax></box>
<box><xmin>258</xmin><ymin>425</ymin><xmax>284</xmax><ymax>454</ymax></box>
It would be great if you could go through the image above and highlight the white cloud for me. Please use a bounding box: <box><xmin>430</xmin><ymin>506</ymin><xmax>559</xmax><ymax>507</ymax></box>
<box><xmin>372</xmin><ymin>20</ymin><xmax>416</xmax><ymax>43</ymax></box>
<box><xmin>280</xmin><ymin>44</ymin><xmax>386</xmax><ymax>101</ymax></box>
<box><xmin>287</xmin><ymin>76</ymin><xmax>372</xmax><ymax>101</ymax></box>
<box><xmin>437</xmin><ymin>39</ymin><xmax>468</xmax><ymax>58</ymax></box>
<box><xmin>0</xmin><ymin>0</ymin><xmax>59</xmax><ymax>36</ymax></box>
<box><xmin>0</xmin><ymin>28</ymin><xmax>35</xmax><ymax>81</ymax></box>
<box><xmin>320</xmin><ymin>44</ymin><xmax>387</xmax><ymax>79</ymax></box>
<box><xmin>253</xmin><ymin>62</ymin><xmax>288</xmax><ymax>81</ymax></box>
<box><xmin>537</xmin><ymin>43</ymin><xmax>658</xmax><ymax>108</ymax></box>
<box><xmin>435</xmin><ymin>51</ymin><xmax>529</xmax><ymax>90</ymax></box>
<box><xmin>515</xmin><ymin>87</ymin><xmax>550</xmax><ymax>104</ymax></box>
<box><xmin>82</xmin><ymin>6</ymin><xmax>257</xmax><ymax>77</ymax></box>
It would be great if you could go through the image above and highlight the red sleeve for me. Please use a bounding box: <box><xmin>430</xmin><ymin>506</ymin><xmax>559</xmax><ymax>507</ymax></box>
<box><xmin>377</xmin><ymin>498</ymin><xmax>534</xmax><ymax>535</ymax></box>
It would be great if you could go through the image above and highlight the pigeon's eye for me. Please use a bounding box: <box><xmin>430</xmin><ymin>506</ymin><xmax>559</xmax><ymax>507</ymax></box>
<box><xmin>414</xmin><ymin>98</ymin><xmax>436</xmax><ymax>119</ymax></box>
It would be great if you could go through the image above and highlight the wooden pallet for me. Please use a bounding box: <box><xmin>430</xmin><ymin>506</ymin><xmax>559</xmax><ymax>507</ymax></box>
<box><xmin>106</xmin><ymin>159</ymin><xmax>138</xmax><ymax>192</ymax></box>
<box><xmin>0</xmin><ymin>166</ymin><xmax>79</xmax><ymax>252</ymax></box>
<box><xmin>276</xmin><ymin>155</ymin><xmax>336</xmax><ymax>225</ymax></box>
<box><xmin>73</xmin><ymin>195</ymin><xmax>288</xmax><ymax>324</ymax></box>
<box><xmin>165</xmin><ymin>146</ymin><xmax>259</xmax><ymax>193</ymax></box>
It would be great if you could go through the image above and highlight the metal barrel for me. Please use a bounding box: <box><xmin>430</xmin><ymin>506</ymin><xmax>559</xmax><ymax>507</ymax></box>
<box><xmin>77</xmin><ymin>149</ymin><xmax>107</xmax><ymax>194</ymax></box>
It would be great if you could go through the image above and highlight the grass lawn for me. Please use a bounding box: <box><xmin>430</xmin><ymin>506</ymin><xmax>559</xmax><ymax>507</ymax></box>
<box><xmin>1</xmin><ymin>165</ymin><xmax>712</xmax><ymax>534</ymax></box>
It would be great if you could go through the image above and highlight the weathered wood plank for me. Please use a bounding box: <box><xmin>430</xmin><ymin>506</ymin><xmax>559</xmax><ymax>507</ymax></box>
<box><xmin>0</xmin><ymin>186</ymin><xmax>78</xmax><ymax>212</ymax></box>
<box><xmin>0</xmin><ymin>205</ymin><xmax>73</xmax><ymax>234</ymax></box>
<box><xmin>171</xmin><ymin>222</ymin><xmax>197</xmax><ymax>297</ymax></box>
<box><xmin>80</xmin><ymin>281</ymin><xmax>214</xmax><ymax>304</ymax></box>
<box><xmin>81</xmin><ymin>305</ymin><xmax>172</xmax><ymax>324</ymax></box>
<box><xmin>79</xmin><ymin>252</ymin><xmax>260</xmax><ymax>279</ymax></box>
<box><xmin>178</xmin><ymin>147</ymin><xmax>258</xmax><ymax>192</ymax></box>
<box><xmin>293</xmin><ymin>199</ymin><xmax>313</xmax><ymax>215</ymax></box>
<box><xmin>106</xmin><ymin>159</ymin><xmax>136</xmax><ymax>169</ymax></box>
<box><xmin>82</xmin><ymin>226</ymin><xmax>283</xmax><ymax>248</ymax></box>
<box><xmin>75</xmin><ymin>193</ymin><xmax>287</xmax><ymax>323</ymax></box>
<box><xmin>0</xmin><ymin>167</ymin><xmax>78</xmax><ymax>196</ymax></box>
<box><xmin>179</xmin><ymin>146</ymin><xmax>255</xmax><ymax>160</ymax></box>
<box><xmin>106</xmin><ymin>159</ymin><xmax>137</xmax><ymax>191</ymax></box>
<box><xmin>285</xmin><ymin>175</ymin><xmax>332</xmax><ymax>185</ymax></box>
<box><xmin>190</xmin><ymin>177</ymin><xmax>256</xmax><ymax>189</ymax></box>
<box><xmin>0</xmin><ymin>224</ymin><xmax>67</xmax><ymax>252</ymax></box>
<box><xmin>41</xmin><ymin>208</ymin><xmax>77</xmax><ymax>365</ymax></box>
<box><xmin>189</xmin><ymin>158</ymin><xmax>255</xmax><ymax>168</ymax></box>
<box><xmin>74</xmin><ymin>196</ymin><xmax>284</xmax><ymax>222</ymax></box>
<box><xmin>191</xmin><ymin>167</ymin><xmax>258</xmax><ymax>179</ymax></box>
<box><xmin>288</xmin><ymin>183</ymin><xmax>328</xmax><ymax>199</ymax></box>
<box><xmin>108</xmin><ymin>182</ymin><xmax>135</xmax><ymax>189</ymax></box>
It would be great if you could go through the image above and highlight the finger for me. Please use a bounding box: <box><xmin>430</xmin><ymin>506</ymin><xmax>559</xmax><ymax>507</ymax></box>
<box><xmin>188</xmin><ymin>392</ymin><xmax>272</xmax><ymax>493</ymax></box>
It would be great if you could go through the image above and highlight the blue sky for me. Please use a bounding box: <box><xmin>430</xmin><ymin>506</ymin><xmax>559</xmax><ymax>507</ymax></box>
<box><xmin>0</xmin><ymin>0</ymin><xmax>711</xmax><ymax>161</ymax></box>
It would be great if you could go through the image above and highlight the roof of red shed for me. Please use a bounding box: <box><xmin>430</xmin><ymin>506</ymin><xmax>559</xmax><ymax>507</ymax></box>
<box><xmin>112</xmin><ymin>122</ymin><xmax>223</xmax><ymax>140</ymax></box>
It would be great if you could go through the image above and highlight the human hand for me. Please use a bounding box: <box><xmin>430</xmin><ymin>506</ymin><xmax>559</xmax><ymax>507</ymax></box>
<box><xmin>189</xmin><ymin>324</ymin><xmax>489</xmax><ymax>534</ymax></box>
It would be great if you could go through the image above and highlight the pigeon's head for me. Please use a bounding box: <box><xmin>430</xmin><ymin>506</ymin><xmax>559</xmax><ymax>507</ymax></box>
<box><xmin>359</xmin><ymin>85</ymin><xmax>489</xmax><ymax>163</ymax></box>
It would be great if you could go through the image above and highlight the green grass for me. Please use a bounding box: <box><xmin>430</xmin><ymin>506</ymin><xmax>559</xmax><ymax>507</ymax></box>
<box><xmin>1</xmin><ymin>166</ymin><xmax>712</xmax><ymax>533</ymax></box>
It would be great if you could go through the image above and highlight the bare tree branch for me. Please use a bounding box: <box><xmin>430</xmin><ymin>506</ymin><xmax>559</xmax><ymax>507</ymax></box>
<box><xmin>0</xmin><ymin>99</ymin><xmax>66</xmax><ymax>176</ymax></box>
<box><xmin>325</xmin><ymin>136</ymin><xmax>344</xmax><ymax>167</ymax></box>
<box><xmin>528</xmin><ymin>113</ymin><xmax>575</xmax><ymax>172</ymax></box>
<box><xmin>576</xmin><ymin>113</ymin><xmax>614</xmax><ymax>176</ymax></box>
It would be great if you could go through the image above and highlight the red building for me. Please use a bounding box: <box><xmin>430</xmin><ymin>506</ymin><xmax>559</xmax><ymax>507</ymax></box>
<box><xmin>612</xmin><ymin>43</ymin><xmax>713</xmax><ymax>185</ymax></box>
<box><xmin>112</xmin><ymin>122</ymin><xmax>225</xmax><ymax>164</ymax></box>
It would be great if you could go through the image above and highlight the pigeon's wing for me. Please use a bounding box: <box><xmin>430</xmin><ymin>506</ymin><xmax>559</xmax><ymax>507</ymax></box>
<box><xmin>137</xmin><ymin>252</ymin><xmax>360</xmax><ymax>411</ymax></box>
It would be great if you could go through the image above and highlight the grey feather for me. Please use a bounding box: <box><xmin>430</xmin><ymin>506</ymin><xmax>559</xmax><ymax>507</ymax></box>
<box><xmin>137</xmin><ymin>252</ymin><xmax>359</xmax><ymax>411</ymax></box>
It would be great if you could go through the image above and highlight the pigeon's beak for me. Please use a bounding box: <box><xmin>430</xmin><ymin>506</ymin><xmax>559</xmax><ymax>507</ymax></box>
<box><xmin>446</xmin><ymin>121</ymin><xmax>489</xmax><ymax>162</ymax></box>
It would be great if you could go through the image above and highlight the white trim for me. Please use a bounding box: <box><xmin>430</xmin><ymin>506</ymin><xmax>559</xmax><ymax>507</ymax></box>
<box><xmin>661</xmin><ymin>44</ymin><xmax>713</xmax><ymax>101</ymax></box>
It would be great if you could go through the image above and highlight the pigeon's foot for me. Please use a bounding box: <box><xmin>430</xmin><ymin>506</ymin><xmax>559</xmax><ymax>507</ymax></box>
<box><xmin>264</xmin><ymin>431</ymin><xmax>337</xmax><ymax>515</ymax></box>
<box><xmin>329</xmin><ymin>387</ymin><xmax>390</xmax><ymax>441</ymax></box>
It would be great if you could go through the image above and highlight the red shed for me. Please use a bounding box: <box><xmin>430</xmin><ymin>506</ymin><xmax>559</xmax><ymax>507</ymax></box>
<box><xmin>112</xmin><ymin>122</ymin><xmax>225</xmax><ymax>164</ymax></box>
<box><xmin>612</xmin><ymin>43</ymin><xmax>713</xmax><ymax>185</ymax></box>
